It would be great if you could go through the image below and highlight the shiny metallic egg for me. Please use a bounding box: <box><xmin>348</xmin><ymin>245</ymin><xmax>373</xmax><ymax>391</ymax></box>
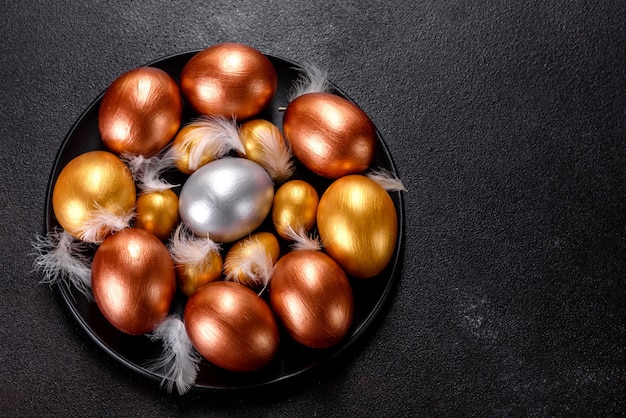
<box><xmin>91</xmin><ymin>228</ymin><xmax>177</xmax><ymax>335</ymax></box>
<box><xmin>178</xmin><ymin>157</ymin><xmax>274</xmax><ymax>243</ymax></box>
<box><xmin>317</xmin><ymin>175</ymin><xmax>398</xmax><ymax>278</ymax></box>
<box><xmin>282</xmin><ymin>92</ymin><xmax>377</xmax><ymax>178</ymax></box>
<box><xmin>98</xmin><ymin>66</ymin><xmax>182</xmax><ymax>157</ymax></box>
<box><xmin>270</xmin><ymin>250</ymin><xmax>354</xmax><ymax>349</ymax></box>
<box><xmin>180</xmin><ymin>42</ymin><xmax>277</xmax><ymax>120</ymax></box>
<box><xmin>184</xmin><ymin>281</ymin><xmax>280</xmax><ymax>372</ymax></box>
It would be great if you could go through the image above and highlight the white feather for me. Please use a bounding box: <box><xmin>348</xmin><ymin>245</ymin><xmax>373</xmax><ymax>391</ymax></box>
<box><xmin>30</xmin><ymin>229</ymin><xmax>93</xmax><ymax>299</ymax></box>
<box><xmin>146</xmin><ymin>314</ymin><xmax>201</xmax><ymax>394</ymax></box>
<box><xmin>223</xmin><ymin>239</ymin><xmax>275</xmax><ymax>293</ymax></box>
<box><xmin>288</xmin><ymin>62</ymin><xmax>332</xmax><ymax>102</ymax></box>
<box><xmin>167</xmin><ymin>116</ymin><xmax>244</xmax><ymax>173</ymax></box>
<box><xmin>366</xmin><ymin>168</ymin><xmax>408</xmax><ymax>192</ymax></box>
<box><xmin>120</xmin><ymin>153</ymin><xmax>177</xmax><ymax>193</ymax></box>
<box><xmin>76</xmin><ymin>204</ymin><xmax>134</xmax><ymax>244</ymax></box>
<box><xmin>251</xmin><ymin>126</ymin><xmax>295</xmax><ymax>183</ymax></box>
<box><xmin>168</xmin><ymin>224</ymin><xmax>221</xmax><ymax>267</ymax></box>
<box><xmin>282</xmin><ymin>224</ymin><xmax>323</xmax><ymax>251</ymax></box>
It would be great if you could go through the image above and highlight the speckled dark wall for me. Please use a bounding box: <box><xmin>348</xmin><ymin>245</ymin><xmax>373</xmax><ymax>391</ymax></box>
<box><xmin>2</xmin><ymin>1</ymin><xmax>625</xmax><ymax>416</ymax></box>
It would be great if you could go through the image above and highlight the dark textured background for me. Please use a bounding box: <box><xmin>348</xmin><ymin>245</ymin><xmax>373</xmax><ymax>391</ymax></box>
<box><xmin>2</xmin><ymin>1</ymin><xmax>626</xmax><ymax>416</ymax></box>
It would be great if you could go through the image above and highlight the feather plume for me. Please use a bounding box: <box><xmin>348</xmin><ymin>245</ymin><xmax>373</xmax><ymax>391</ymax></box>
<box><xmin>288</xmin><ymin>62</ymin><xmax>332</xmax><ymax>102</ymax></box>
<box><xmin>251</xmin><ymin>127</ymin><xmax>295</xmax><ymax>183</ymax></box>
<box><xmin>120</xmin><ymin>153</ymin><xmax>177</xmax><ymax>193</ymax></box>
<box><xmin>76</xmin><ymin>204</ymin><xmax>134</xmax><ymax>244</ymax></box>
<box><xmin>146</xmin><ymin>315</ymin><xmax>201</xmax><ymax>394</ymax></box>
<box><xmin>282</xmin><ymin>224</ymin><xmax>323</xmax><ymax>251</ymax></box>
<box><xmin>367</xmin><ymin>168</ymin><xmax>407</xmax><ymax>192</ymax></box>
<box><xmin>31</xmin><ymin>229</ymin><xmax>93</xmax><ymax>299</ymax></box>
<box><xmin>223</xmin><ymin>239</ymin><xmax>275</xmax><ymax>293</ymax></box>
<box><xmin>166</xmin><ymin>116</ymin><xmax>244</xmax><ymax>173</ymax></box>
<box><xmin>168</xmin><ymin>224</ymin><xmax>221</xmax><ymax>267</ymax></box>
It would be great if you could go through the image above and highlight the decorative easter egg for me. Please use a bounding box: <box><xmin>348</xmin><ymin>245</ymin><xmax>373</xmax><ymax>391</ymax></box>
<box><xmin>178</xmin><ymin>157</ymin><xmax>274</xmax><ymax>243</ymax></box>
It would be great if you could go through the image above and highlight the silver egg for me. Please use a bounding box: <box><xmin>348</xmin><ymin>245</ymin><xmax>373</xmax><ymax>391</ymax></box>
<box><xmin>179</xmin><ymin>157</ymin><xmax>274</xmax><ymax>243</ymax></box>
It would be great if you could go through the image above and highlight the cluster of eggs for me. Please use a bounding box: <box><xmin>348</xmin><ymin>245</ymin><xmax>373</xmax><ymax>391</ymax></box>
<box><xmin>51</xmin><ymin>43</ymin><xmax>399</xmax><ymax>375</ymax></box>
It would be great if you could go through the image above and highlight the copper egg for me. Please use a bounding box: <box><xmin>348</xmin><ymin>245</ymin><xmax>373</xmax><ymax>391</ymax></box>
<box><xmin>98</xmin><ymin>66</ymin><xmax>182</xmax><ymax>156</ymax></box>
<box><xmin>317</xmin><ymin>175</ymin><xmax>397</xmax><ymax>279</ymax></box>
<box><xmin>184</xmin><ymin>281</ymin><xmax>280</xmax><ymax>372</ymax></box>
<box><xmin>270</xmin><ymin>250</ymin><xmax>354</xmax><ymax>349</ymax></box>
<box><xmin>180</xmin><ymin>43</ymin><xmax>278</xmax><ymax>120</ymax></box>
<box><xmin>282</xmin><ymin>92</ymin><xmax>377</xmax><ymax>178</ymax></box>
<box><xmin>91</xmin><ymin>228</ymin><xmax>177</xmax><ymax>335</ymax></box>
<box><xmin>52</xmin><ymin>150</ymin><xmax>136</xmax><ymax>241</ymax></box>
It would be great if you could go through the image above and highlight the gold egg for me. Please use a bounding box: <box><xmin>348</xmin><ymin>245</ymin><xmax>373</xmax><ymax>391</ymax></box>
<box><xmin>283</xmin><ymin>92</ymin><xmax>377</xmax><ymax>178</ymax></box>
<box><xmin>91</xmin><ymin>228</ymin><xmax>177</xmax><ymax>335</ymax></box>
<box><xmin>272</xmin><ymin>180</ymin><xmax>319</xmax><ymax>240</ymax></box>
<box><xmin>270</xmin><ymin>250</ymin><xmax>353</xmax><ymax>349</ymax></box>
<box><xmin>52</xmin><ymin>151</ymin><xmax>136</xmax><ymax>241</ymax></box>
<box><xmin>180</xmin><ymin>43</ymin><xmax>277</xmax><ymax>120</ymax></box>
<box><xmin>98</xmin><ymin>66</ymin><xmax>182</xmax><ymax>156</ymax></box>
<box><xmin>175</xmin><ymin>251</ymin><xmax>223</xmax><ymax>297</ymax></box>
<box><xmin>223</xmin><ymin>232</ymin><xmax>280</xmax><ymax>288</ymax></box>
<box><xmin>134</xmin><ymin>189</ymin><xmax>180</xmax><ymax>241</ymax></box>
<box><xmin>169</xmin><ymin>124</ymin><xmax>212</xmax><ymax>175</ymax></box>
<box><xmin>239</xmin><ymin>119</ymin><xmax>293</xmax><ymax>182</ymax></box>
<box><xmin>317</xmin><ymin>175</ymin><xmax>397</xmax><ymax>279</ymax></box>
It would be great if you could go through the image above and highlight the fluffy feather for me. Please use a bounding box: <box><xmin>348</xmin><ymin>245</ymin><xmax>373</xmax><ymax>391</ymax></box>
<box><xmin>76</xmin><ymin>204</ymin><xmax>134</xmax><ymax>244</ymax></box>
<box><xmin>367</xmin><ymin>168</ymin><xmax>408</xmax><ymax>192</ymax></box>
<box><xmin>31</xmin><ymin>229</ymin><xmax>93</xmax><ymax>299</ymax></box>
<box><xmin>120</xmin><ymin>153</ymin><xmax>177</xmax><ymax>193</ymax></box>
<box><xmin>167</xmin><ymin>116</ymin><xmax>244</xmax><ymax>172</ymax></box>
<box><xmin>168</xmin><ymin>224</ymin><xmax>221</xmax><ymax>267</ymax></box>
<box><xmin>282</xmin><ymin>224</ymin><xmax>323</xmax><ymax>251</ymax></box>
<box><xmin>146</xmin><ymin>314</ymin><xmax>201</xmax><ymax>394</ymax></box>
<box><xmin>251</xmin><ymin>126</ymin><xmax>295</xmax><ymax>183</ymax></box>
<box><xmin>223</xmin><ymin>239</ymin><xmax>275</xmax><ymax>293</ymax></box>
<box><xmin>288</xmin><ymin>62</ymin><xmax>332</xmax><ymax>102</ymax></box>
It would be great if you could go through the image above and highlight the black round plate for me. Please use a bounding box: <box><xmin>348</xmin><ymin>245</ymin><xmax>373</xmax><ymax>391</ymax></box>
<box><xmin>45</xmin><ymin>50</ymin><xmax>405</xmax><ymax>391</ymax></box>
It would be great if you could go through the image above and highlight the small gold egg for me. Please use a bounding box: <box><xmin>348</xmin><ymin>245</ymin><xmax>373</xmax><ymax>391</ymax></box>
<box><xmin>223</xmin><ymin>232</ymin><xmax>280</xmax><ymax>288</ymax></box>
<box><xmin>239</xmin><ymin>119</ymin><xmax>293</xmax><ymax>183</ymax></box>
<box><xmin>169</xmin><ymin>125</ymin><xmax>208</xmax><ymax>175</ymax></box>
<box><xmin>272</xmin><ymin>180</ymin><xmax>319</xmax><ymax>240</ymax></box>
<box><xmin>175</xmin><ymin>251</ymin><xmax>223</xmax><ymax>297</ymax></box>
<box><xmin>134</xmin><ymin>189</ymin><xmax>180</xmax><ymax>241</ymax></box>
